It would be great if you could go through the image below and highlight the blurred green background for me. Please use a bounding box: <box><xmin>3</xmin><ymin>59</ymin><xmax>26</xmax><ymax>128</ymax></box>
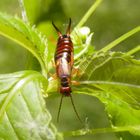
<box><xmin>0</xmin><ymin>0</ymin><xmax>140</xmax><ymax>140</ymax></box>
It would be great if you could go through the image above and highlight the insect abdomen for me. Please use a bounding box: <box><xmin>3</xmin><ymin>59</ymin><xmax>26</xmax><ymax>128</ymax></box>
<box><xmin>55</xmin><ymin>36</ymin><xmax>73</xmax><ymax>96</ymax></box>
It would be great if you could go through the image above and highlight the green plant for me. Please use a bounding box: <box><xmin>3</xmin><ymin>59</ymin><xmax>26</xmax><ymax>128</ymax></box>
<box><xmin>0</xmin><ymin>0</ymin><xmax>140</xmax><ymax>140</ymax></box>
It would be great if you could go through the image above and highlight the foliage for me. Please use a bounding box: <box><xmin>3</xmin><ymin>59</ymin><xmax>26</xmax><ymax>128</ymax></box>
<box><xmin>0</xmin><ymin>0</ymin><xmax>140</xmax><ymax>140</ymax></box>
<box><xmin>0</xmin><ymin>71</ymin><xmax>59</xmax><ymax>140</ymax></box>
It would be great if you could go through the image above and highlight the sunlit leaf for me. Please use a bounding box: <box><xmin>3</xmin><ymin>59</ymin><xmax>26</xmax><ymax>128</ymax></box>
<box><xmin>0</xmin><ymin>13</ymin><xmax>48</xmax><ymax>75</ymax></box>
<box><xmin>0</xmin><ymin>71</ymin><xmax>60</xmax><ymax>140</ymax></box>
<box><xmin>72</xmin><ymin>52</ymin><xmax>140</xmax><ymax>139</ymax></box>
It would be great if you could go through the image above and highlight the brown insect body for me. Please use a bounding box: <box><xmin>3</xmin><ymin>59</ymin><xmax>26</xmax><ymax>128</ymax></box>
<box><xmin>52</xmin><ymin>19</ymin><xmax>82</xmax><ymax>122</ymax></box>
<box><xmin>55</xmin><ymin>35</ymin><xmax>74</xmax><ymax>96</ymax></box>
<box><xmin>53</xmin><ymin>19</ymin><xmax>73</xmax><ymax>96</ymax></box>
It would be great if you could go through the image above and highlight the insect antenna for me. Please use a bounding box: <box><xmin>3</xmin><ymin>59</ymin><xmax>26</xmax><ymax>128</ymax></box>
<box><xmin>52</xmin><ymin>21</ymin><xmax>62</xmax><ymax>37</ymax></box>
<box><xmin>70</xmin><ymin>94</ymin><xmax>83</xmax><ymax>123</ymax></box>
<box><xmin>66</xmin><ymin>18</ymin><xmax>71</xmax><ymax>36</ymax></box>
<box><xmin>57</xmin><ymin>94</ymin><xmax>64</xmax><ymax>122</ymax></box>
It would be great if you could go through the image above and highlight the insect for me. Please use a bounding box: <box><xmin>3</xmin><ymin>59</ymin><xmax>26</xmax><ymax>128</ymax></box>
<box><xmin>52</xmin><ymin>19</ymin><xmax>82</xmax><ymax>123</ymax></box>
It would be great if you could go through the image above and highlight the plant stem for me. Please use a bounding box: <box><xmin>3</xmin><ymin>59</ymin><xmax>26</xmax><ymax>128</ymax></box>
<box><xmin>125</xmin><ymin>45</ymin><xmax>140</xmax><ymax>56</ymax></box>
<box><xmin>99</xmin><ymin>26</ymin><xmax>140</xmax><ymax>53</ymax></box>
<box><xmin>63</xmin><ymin>125</ymin><xmax>134</xmax><ymax>137</ymax></box>
<box><xmin>75</xmin><ymin>0</ymin><xmax>102</xmax><ymax>28</ymax></box>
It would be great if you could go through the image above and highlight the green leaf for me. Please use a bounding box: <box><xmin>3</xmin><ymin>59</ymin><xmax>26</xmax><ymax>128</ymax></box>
<box><xmin>0</xmin><ymin>71</ymin><xmax>60</xmax><ymax>140</ymax></box>
<box><xmin>0</xmin><ymin>13</ymin><xmax>48</xmax><ymax>76</ymax></box>
<box><xmin>73</xmin><ymin>52</ymin><xmax>140</xmax><ymax>139</ymax></box>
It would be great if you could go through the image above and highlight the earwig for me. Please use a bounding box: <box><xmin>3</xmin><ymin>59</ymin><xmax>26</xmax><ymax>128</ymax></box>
<box><xmin>52</xmin><ymin>19</ymin><xmax>82</xmax><ymax>123</ymax></box>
